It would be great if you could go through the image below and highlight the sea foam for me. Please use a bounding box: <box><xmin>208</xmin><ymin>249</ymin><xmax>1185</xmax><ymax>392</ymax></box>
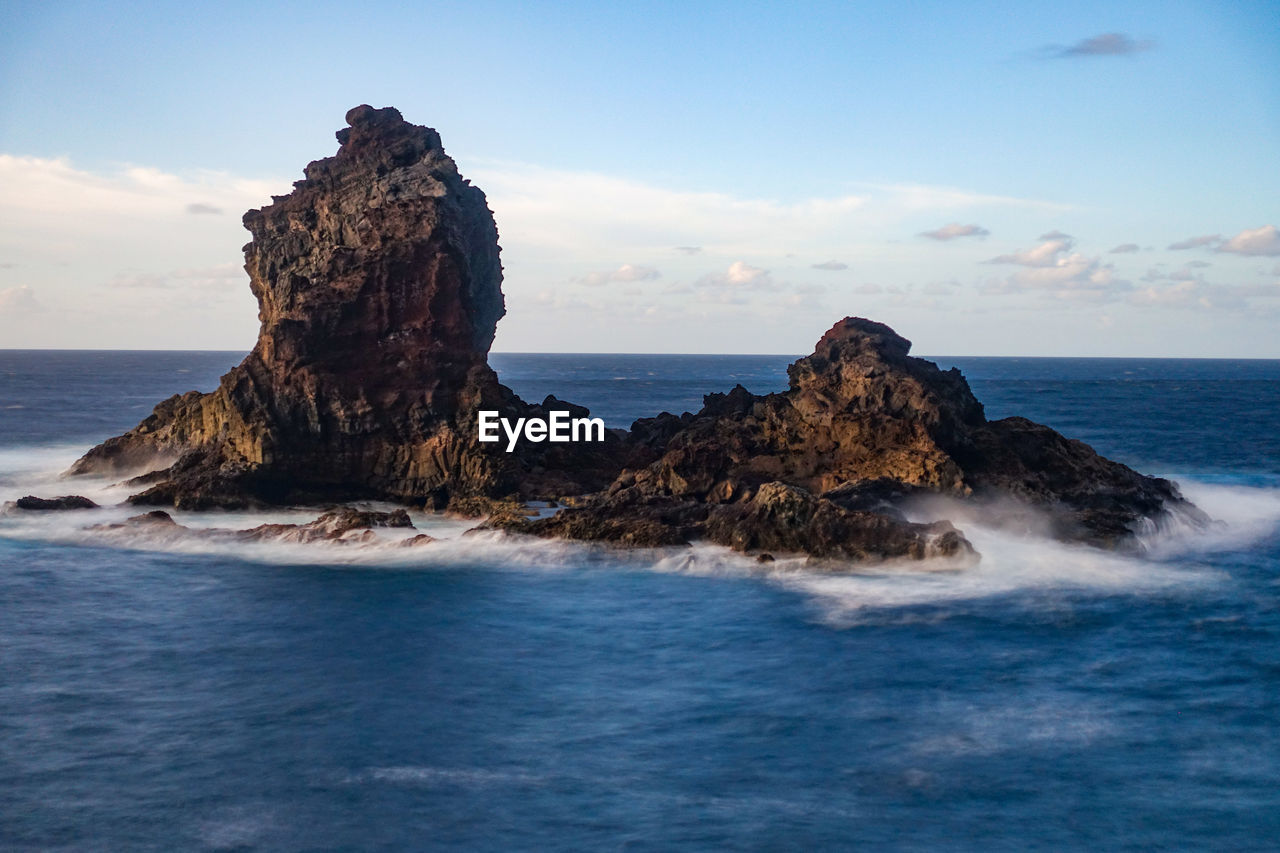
<box><xmin>2</xmin><ymin>443</ymin><xmax>1276</xmax><ymax>620</ymax></box>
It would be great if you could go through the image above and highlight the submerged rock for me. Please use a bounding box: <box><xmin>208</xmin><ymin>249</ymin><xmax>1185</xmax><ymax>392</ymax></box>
<box><xmin>14</xmin><ymin>495</ymin><xmax>98</xmax><ymax>510</ymax></box>
<box><xmin>90</xmin><ymin>506</ymin><xmax>419</xmax><ymax>546</ymax></box>
<box><xmin>63</xmin><ymin>107</ymin><xmax>1204</xmax><ymax>563</ymax></box>
<box><xmin>238</xmin><ymin>507</ymin><xmax>415</xmax><ymax>543</ymax></box>
<box><xmin>705</xmin><ymin>482</ymin><xmax>974</xmax><ymax>563</ymax></box>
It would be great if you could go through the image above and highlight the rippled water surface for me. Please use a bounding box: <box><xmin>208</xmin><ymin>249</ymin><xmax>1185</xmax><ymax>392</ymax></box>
<box><xmin>2</xmin><ymin>350</ymin><xmax>1279</xmax><ymax>850</ymax></box>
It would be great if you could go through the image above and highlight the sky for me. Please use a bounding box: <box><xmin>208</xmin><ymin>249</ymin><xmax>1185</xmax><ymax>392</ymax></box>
<box><xmin>1</xmin><ymin>0</ymin><xmax>1278</xmax><ymax>356</ymax></box>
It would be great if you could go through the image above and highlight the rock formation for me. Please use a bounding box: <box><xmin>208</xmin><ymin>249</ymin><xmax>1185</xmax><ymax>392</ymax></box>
<box><xmin>70</xmin><ymin>106</ymin><xmax>629</xmax><ymax>509</ymax></box>
<box><xmin>501</xmin><ymin>317</ymin><xmax>1203</xmax><ymax>557</ymax></box>
<box><xmin>66</xmin><ymin>106</ymin><xmax>1204</xmax><ymax>562</ymax></box>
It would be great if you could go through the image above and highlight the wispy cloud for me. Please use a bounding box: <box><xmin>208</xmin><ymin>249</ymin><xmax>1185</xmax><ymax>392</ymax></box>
<box><xmin>1050</xmin><ymin>33</ymin><xmax>1154</xmax><ymax>58</ymax></box>
<box><xmin>0</xmin><ymin>155</ymin><xmax>277</xmax><ymax>220</ymax></box>
<box><xmin>1128</xmin><ymin>280</ymin><xmax>1280</xmax><ymax>312</ymax></box>
<box><xmin>1168</xmin><ymin>234</ymin><xmax>1223</xmax><ymax>250</ymax></box>
<box><xmin>1108</xmin><ymin>243</ymin><xmax>1140</xmax><ymax>254</ymax></box>
<box><xmin>919</xmin><ymin>223</ymin><xmax>990</xmax><ymax>241</ymax></box>
<box><xmin>107</xmin><ymin>263</ymin><xmax>246</xmax><ymax>291</ymax></box>
<box><xmin>108</xmin><ymin>273</ymin><xmax>171</xmax><ymax>289</ymax></box>
<box><xmin>872</xmin><ymin>184</ymin><xmax>1066</xmax><ymax>212</ymax></box>
<box><xmin>473</xmin><ymin>161</ymin><xmax>1067</xmax><ymax>258</ymax></box>
<box><xmin>811</xmin><ymin>260</ymin><xmax>848</xmax><ymax>270</ymax></box>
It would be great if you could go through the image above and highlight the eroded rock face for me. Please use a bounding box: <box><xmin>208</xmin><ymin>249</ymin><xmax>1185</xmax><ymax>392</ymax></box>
<box><xmin>70</xmin><ymin>106</ymin><xmax>628</xmax><ymax>508</ymax></box>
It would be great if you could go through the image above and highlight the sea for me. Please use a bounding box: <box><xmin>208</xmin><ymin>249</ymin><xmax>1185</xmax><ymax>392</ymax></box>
<box><xmin>2</xmin><ymin>350</ymin><xmax>1279</xmax><ymax>851</ymax></box>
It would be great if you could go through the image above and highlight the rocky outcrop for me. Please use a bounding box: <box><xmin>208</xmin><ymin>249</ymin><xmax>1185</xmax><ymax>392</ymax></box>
<box><xmin>64</xmin><ymin>106</ymin><xmax>1203</xmax><ymax>562</ymax></box>
<box><xmin>90</xmin><ymin>506</ymin><xmax>424</xmax><ymax>546</ymax></box>
<box><xmin>536</xmin><ymin>317</ymin><xmax>1203</xmax><ymax>554</ymax></box>
<box><xmin>69</xmin><ymin>106</ymin><xmax>629</xmax><ymax>509</ymax></box>
<box><xmin>13</xmin><ymin>495</ymin><xmax>98</xmax><ymax>510</ymax></box>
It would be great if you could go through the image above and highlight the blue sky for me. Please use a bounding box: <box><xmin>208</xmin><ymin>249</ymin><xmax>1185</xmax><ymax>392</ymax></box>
<box><xmin>1</xmin><ymin>0</ymin><xmax>1278</xmax><ymax>355</ymax></box>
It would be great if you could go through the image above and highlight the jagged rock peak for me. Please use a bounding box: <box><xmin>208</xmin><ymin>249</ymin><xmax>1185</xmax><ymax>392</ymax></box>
<box><xmin>785</xmin><ymin>315</ymin><xmax>986</xmax><ymax>436</ymax></box>
<box><xmin>242</xmin><ymin>104</ymin><xmax>505</xmax><ymax>368</ymax></box>
<box><xmin>322</xmin><ymin>104</ymin><xmax>447</xmax><ymax>172</ymax></box>
<box><xmin>811</xmin><ymin>316</ymin><xmax>914</xmax><ymax>364</ymax></box>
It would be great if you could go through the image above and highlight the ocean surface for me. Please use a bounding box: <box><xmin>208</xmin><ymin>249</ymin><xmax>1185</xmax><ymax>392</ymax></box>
<box><xmin>2</xmin><ymin>350</ymin><xmax>1279</xmax><ymax>851</ymax></box>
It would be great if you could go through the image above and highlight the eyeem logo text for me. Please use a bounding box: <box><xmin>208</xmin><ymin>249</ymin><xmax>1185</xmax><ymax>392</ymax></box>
<box><xmin>477</xmin><ymin>410</ymin><xmax>606</xmax><ymax>452</ymax></box>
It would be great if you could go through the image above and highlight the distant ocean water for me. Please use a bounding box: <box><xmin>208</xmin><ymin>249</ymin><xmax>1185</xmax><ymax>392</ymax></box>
<box><xmin>2</xmin><ymin>350</ymin><xmax>1279</xmax><ymax>851</ymax></box>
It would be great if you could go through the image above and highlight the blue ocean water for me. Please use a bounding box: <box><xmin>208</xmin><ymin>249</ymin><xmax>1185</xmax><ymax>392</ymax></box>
<box><xmin>2</xmin><ymin>350</ymin><xmax>1279</xmax><ymax>851</ymax></box>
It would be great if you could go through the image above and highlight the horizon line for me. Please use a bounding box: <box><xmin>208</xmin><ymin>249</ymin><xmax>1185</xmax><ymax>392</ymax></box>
<box><xmin>2</xmin><ymin>348</ymin><xmax>1279</xmax><ymax>361</ymax></box>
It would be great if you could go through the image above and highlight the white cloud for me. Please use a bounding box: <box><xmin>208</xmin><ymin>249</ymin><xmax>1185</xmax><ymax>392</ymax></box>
<box><xmin>811</xmin><ymin>260</ymin><xmax>848</xmax><ymax>270</ymax></box>
<box><xmin>724</xmin><ymin>260</ymin><xmax>769</xmax><ymax>285</ymax></box>
<box><xmin>988</xmin><ymin>238</ymin><xmax>1075</xmax><ymax>267</ymax></box>
<box><xmin>578</xmin><ymin>263</ymin><xmax>661</xmax><ymax>286</ymax></box>
<box><xmin>919</xmin><ymin>223</ymin><xmax>990</xmax><ymax>241</ymax></box>
<box><xmin>1006</xmin><ymin>261</ymin><xmax>1128</xmax><ymax>300</ymax></box>
<box><xmin>0</xmin><ymin>285</ymin><xmax>43</xmax><ymax>314</ymax></box>
<box><xmin>985</xmin><ymin>238</ymin><xmax>1129</xmax><ymax>300</ymax></box>
<box><xmin>690</xmin><ymin>261</ymin><xmax>792</xmax><ymax>306</ymax></box>
<box><xmin>691</xmin><ymin>261</ymin><xmax>772</xmax><ymax>291</ymax></box>
<box><xmin>1217</xmin><ymin>225</ymin><xmax>1280</xmax><ymax>257</ymax></box>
